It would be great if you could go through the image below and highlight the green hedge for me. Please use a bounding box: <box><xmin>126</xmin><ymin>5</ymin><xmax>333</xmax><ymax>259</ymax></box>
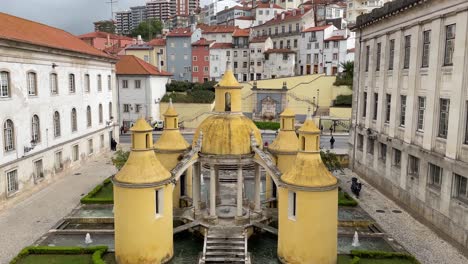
<box><xmin>10</xmin><ymin>246</ymin><xmax>108</xmax><ymax>264</ymax></box>
<box><xmin>349</xmin><ymin>250</ymin><xmax>419</xmax><ymax>263</ymax></box>
<box><xmin>80</xmin><ymin>178</ymin><xmax>114</xmax><ymax>204</ymax></box>
<box><xmin>334</xmin><ymin>94</ymin><xmax>353</xmax><ymax>107</ymax></box>
<box><xmin>254</xmin><ymin>121</ymin><xmax>280</xmax><ymax>131</ymax></box>
<box><xmin>162</xmin><ymin>90</ymin><xmax>215</xmax><ymax>103</ymax></box>
<box><xmin>338</xmin><ymin>191</ymin><xmax>358</xmax><ymax>207</ymax></box>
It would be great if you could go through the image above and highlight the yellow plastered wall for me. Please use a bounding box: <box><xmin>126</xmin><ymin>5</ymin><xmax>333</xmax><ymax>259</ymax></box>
<box><xmin>114</xmin><ymin>184</ymin><xmax>174</xmax><ymax>264</ymax></box>
<box><xmin>155</xmin><ymin>152</ymin><xmax>193</xmax><ymax>208</ymax></box>
<box><xmin>125</xmin><ymin>48</ymin><xmax>167</xmax><ymax>71</ymax></box>
<box><xmin>277</xmin><ymin>187</ymin><xmax>338</xmax><ymax>264</ymax></box>
<box><xmin>329</xmin><ymin>107</ymin><xmax>352</xmax><ymax>119</ymax></box>
<box><xmin>240</xmin><ymin>75</ymin><xmax>352</xmax><ymax>115</ymax></box>
<box><xmin>159</xmin><ymin>102</ymin><xmax>215</xmax><ymax>128</ymax></box>
<box><xmin>214</xmin><ymin>88</ymin><xmax>242</xmax><ymax>112</ymax></box>
<box><xmin>265</xmin><ymin>154</ymin><xmax>296</xmax><ymax>200</ymax></box>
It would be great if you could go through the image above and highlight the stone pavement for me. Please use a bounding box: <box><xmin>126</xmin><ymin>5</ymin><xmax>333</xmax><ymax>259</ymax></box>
<box><xmin>337</xmin><ymin>169</ymin><xmax>468</xmax><ymax>264</ymax></box>
<box><xmin>0</xmin><ymin>153</ymin><xmax>116</xmax><ymax>264</ymax></box>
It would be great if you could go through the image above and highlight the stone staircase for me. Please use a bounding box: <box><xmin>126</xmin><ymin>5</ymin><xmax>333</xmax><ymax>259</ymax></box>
<box><xmin>199</xmin><ymin>227</ymin><xmax>251</xmax><ymax>264</ymax></box>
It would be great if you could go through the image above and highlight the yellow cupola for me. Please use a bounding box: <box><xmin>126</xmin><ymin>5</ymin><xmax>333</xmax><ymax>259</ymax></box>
<box><xmin>155</xmin><ymin>101</ymin><xmax>191</xmax><ymax>208</ymax></box>
<box><xmin>193</xmin><ymin>61</ymin><xmax>262</xmax><ymax>155</ymax></box>
<box><xmin>277</xmin><ymin>113</ymin><xmax>338</xmax><ymax>264</ymax></box>
<box><xmin>113</xmin><ymin>118</ymin><xmax>174</xmax><ymax>264</ymax></box>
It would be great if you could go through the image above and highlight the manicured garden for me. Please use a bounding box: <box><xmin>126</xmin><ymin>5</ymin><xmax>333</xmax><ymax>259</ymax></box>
<box><xmin>80</xmin><ymin>178</ymin><xmax>113</xmax><ymax>204</ymax></box>
<box><xmin>10</xmin><ymin>246</ymin><xmax>108</xmax><ymax>264</ymax></box>
<box><xmin>337</xmin><ymin>250</ymin><xmax>419</xmax><ymax>264</ymax></box>
<box><xmin>338</xmin><ymin>189</ymin><xmax>358</xmax><ymax>207</ymax></box>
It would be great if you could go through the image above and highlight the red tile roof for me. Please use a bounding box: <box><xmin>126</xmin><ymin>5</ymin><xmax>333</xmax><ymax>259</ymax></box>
<box><xmin>264</xmin><ymin>48</ymin><xmax>295</xmax><ymax>54</ymax></box>
<box><xmin>103</xmin><ymin>45</ymin><xmax>125</xmax><ymax>56</ymax></box>
<box><xmin>253</xmin><ymin>6</ymin><xmax>312</xmax><ymax>28</ymax></box>
<box><xmin>116</xmin><ymin>55</ymin><xmax>172</xmax><ymax>76</ymax></box>
<box><xmin>192</xmin><ymin>38</ymin><xmax>214</xmax><ymax>46</ymax></box>
<box><xmin>302</xmin><ymin>25</ymin><xmax>332</xmax><ymax>33</ymax></box>
<box><xmin>233</xmin><ymin>28</ymin><xmax>250</xmax><ymax>37</ymax></box>
<box><xmin>166</xmin><ymin>28</ymin><xmax>193</xmax><ymax>37</ymax></box>
<box><xmin>325</xmin><ymin>35</ymin><xmax>348</xmax><ymax>41</ymax></box>
<box><xmin>148</xmin><ymin>38</ymin><xmax>166</xmax><ymax>46</ymax></box>
<box><xmin>198</xmin><ymin>24</ymin><xmax>238</xmax><ymax>34</ymax></box>
<box><xmin>218</xmin><ymin>5</ymin><xmax>251</xmax><ymax>14</ymax></box>
<box><xmin>0</xmin><ymin>12</ymin><xmax>113</xmax><ymax>59</ymax></box>
<box><xmin>250</xmin><ymin>36</ymin><xmax>270</xmax><ymax>43</ymax></box>
<box><xmin>255</xmin><ymin>2</ymin><xmax>283</xmax><ymax>9</ymax></box>
<box><xmin>78</xmin><ymin>31</ymin><xmax>133</xmax><ymax>41</ymax></box>
<box><xmin>211</xmin><ymin>43</ymin><xmax>233</xmax><ymax>49</ymax></box>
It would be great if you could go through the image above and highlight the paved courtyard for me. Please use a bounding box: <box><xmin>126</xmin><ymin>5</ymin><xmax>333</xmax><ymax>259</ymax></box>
<box><xmin>337</xmin><ymin>169</ymin><xmax>468</xmax><ymax>264</ymax></box>
<box><xmin>0</xmin><ymin>153</ymin><xmax>116</xmax><ymax>264</ymax></box>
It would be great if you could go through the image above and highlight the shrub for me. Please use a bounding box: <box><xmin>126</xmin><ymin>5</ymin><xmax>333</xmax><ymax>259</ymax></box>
<box><xmin>10</xmin><ymin>246</ymin><xmax>108</xmax><ymax>264</ymax></box>
<box><xmin>338</xmin><ymin>191</ymin><xmax>358</xmax><ymax>207</ymax></box>
<box><xmin>254</xmin><ymin>121</ymin><xmax>280</xmax><ymax>130</ymax></box>
<box><xmin>80</xmin><ymin>177</ymin><xmax>114</xmax><ymax>204</ymax></box>
<box><xmin>320</xmin><ymin>150</ymin><xmax>342</xmax><ymax>172</ymax></box>
<box><xmin>161</xmin><ymin>90</ymin><xmax>215</xmax><ymax>103</ymax></box>
<box><xmin>334</xmin><ymin>94</ymin><xmax>353</xmax><ymax>107</ymax></box>
<box><xmin>112</xmin><ymin>149</ymin><xmax>130</xmax><ymax>171</ymax></box>
<box><xmin>350</xmin><ymin>250</ymin><xmax>420</xmax><ymax>263</ymax></box>
<box><xmin>350</xmin><ymin>256</ymin><xmax>360</xmax><ymax>264</ymax></box>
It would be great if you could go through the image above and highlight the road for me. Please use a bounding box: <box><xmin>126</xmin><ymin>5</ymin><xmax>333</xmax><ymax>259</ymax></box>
<box><xmin>119</xmin><ymin>132</ymin><xmax>349</xmax><ymax>150</ymax></box>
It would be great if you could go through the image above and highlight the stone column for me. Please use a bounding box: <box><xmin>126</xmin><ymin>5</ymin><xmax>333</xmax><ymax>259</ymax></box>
<box><xmin>210</xmin><ymin>164</ymin><xmax>216</xmax><ymax>217</ymax></box>
<box><xmin>254</xmin><ymin>164</ymin><xmax>261</xmax><ymax>213</ymax></box>
<box><xmin>215</xmin><ymin>165</ymin><xmax>220</xmax><ymax>204</ymax></box>
<box><xmin>193</xmin><ymin>162</ymin><xmax>200</xmax><ymax>212</ymax></box>
<box><xmin>237</xmin><ymin>165</ymin><xmax>243</xmax><ymax>217</ymax></box>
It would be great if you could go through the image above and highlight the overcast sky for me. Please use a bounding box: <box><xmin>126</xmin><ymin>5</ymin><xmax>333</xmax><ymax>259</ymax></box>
<box><xmin>1</xmin><ymin>0</ymin><xmax>211</xmax><ymax>35</ymax></box>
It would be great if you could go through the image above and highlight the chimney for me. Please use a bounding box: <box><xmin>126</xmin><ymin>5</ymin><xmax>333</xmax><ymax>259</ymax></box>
<box><xmin>137</xmin><ymin>35</ymin><xmax>143</xmax><ymax>45</ymax></box>
<box><xmin>281</xmin><ymin>13</ymin><xmax>285</xmax><ymax>20</ymax></box>
<box><xmin>107</xmin><ymin>34</ymin><xmax>111</xmax><ymax>47</ymax></box>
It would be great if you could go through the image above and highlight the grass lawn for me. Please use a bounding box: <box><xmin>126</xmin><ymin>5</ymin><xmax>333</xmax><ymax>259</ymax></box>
<box><xmin>16</xmin><ymin>254</ymin><xmax>92</xmax><ymax>264</ymax></box>
<box><xmin>337</xmin><ymin>255</ymin><xmax>415</xmax><ymax>264</ymax></box>
<box><xmin>338</xmin><ymin>190</ymin><xmax>358</xmax><ymax>206</ymax></box>
<box><xmin>91</xmin><ymin>181</ymin><xmax>113</xmax><ymax>199</ymax></box>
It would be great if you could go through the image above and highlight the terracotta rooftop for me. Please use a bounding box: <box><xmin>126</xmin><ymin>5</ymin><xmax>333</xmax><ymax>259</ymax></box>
<box><xmin>264</xmin><ymin>48</ymin><xmax>295</xmax><ymax>54</ymax></box>
<box><xmin>103</xmin><ymin>45</ymin><xmax>125</xmax><ymax>56</ymax></box>
<box><xmin>166</xmin><ymin>28</ymin><xmax>192</xmax><ymax>37</ymax></box>
<box><xmin>116</xmin><ymin>55</ymin><xmax>172</xmax><ymax>76</ymax></box>
<box><xmin>218</xmin><ymin>5</ymin><xmax>251</xmax><ymax>14</ymax></box>
<box><xmin>325</xmin><ymin>35</ymin><xmax>348</xmax><ymax>41</ymax></box>
<box><xmin>78</xmin><ymin>31</ymin><xmax>133</xmax><ymax>41</ymax></box>
<box><xmin>250</xmin><ymin>36</ymin><xmax>270</xmax><ymax>43</ymax></box>
<box><xmin>302</xmin><ymin>25</ymin><xmax>332</xmax><ymax>33</ymax></box>
<box><xmin>0</xmin><ymin>12</ymin><xmax>113</xmax><ymax>59</ymax></box>
<box><xmin>198</xmin><ymin>24</ymin><xmax>238</xmax><ymax>34</ymax></box>
<box><xmin>211</xmin><ymin>42</ymin><xmax>233</xmax><ymax>49</ymax></box>
<box><xmin>192</xmin><ymin>38</ymin><xmax>214</xmax><ymax>46</ymax></box>
<box><xmin>253</xmin><ymin>6</ymin><xmax>312</xmax><ymax>28</ymax></box>
<box><xmin>148</xmin><ymin>38</ymin><xmax>166</xmax><ymax>46</ymax></box>
<box><xmin>233</xmin><ymin>28</ymin><xmax>250</xmax><ymax>37</ymax></box>
<box><xmin>255</xmin><ymin>2</ymin><xmax>283</xmax><ymax>9</ymax></box>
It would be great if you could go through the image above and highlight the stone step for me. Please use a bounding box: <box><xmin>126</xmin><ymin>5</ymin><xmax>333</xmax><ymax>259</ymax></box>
<box><xmin>206</xmin><ymin>239</ymin><xmax>245</xmax><ymax>245</ymax></box>
<box><xmin>204</xmin><ymin>257</ymin><xmax>246</xmax><ymax>262</ymax></box>
<box><xmin>207</xmin><ymin>234</ymin><xmax>245</xmax><ymax>239</ymax></box>
<box><xmin>206</xmin><ymin>245</ymin><xmax>244</xmax><ymax>251</ymax></box>
<box><xmin>206</xmin><ymin>251</ymin><xmax>245</xmax><ymax>256</ymax></box>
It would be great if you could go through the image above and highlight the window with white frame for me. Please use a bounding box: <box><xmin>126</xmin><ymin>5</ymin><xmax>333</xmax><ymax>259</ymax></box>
<box><xmin>385</xmin><ymin>94</ymin><xmax>391</xmax><ymax>123</ymax></box>
<box><xmin>72</xmin><ymin>144</ymin><xmax>79</xmax><ymax>161</ymax></box>
<box><xmin>99</xmin><ymin>104</ymin><xmax>103</xmax><ymax>124</ymax></box>
<box><xmin>193</xmin><ymin>56</ymin><xmax>197</xmax><ymax>61</ymax></box>
<box><xmin>453</xmin><ymin>174</ymin><xmax>468</xmax><ymax>203</ymax></box>
<box><xmin>50</xmin><ymin>73</ymin><xmax>58</xmax><ymax>95</ymax></box>
<box><xmin>367</xmin><ymin>138</ymin><xmax>374</xmax><ymax>154</ymax></box>
<box><xmin>428</xmin><ymin>163</ymin><xmax>442</xmax><ymax>189</ymax></box>
<box><xmin>204</xmin><ymin>66</ymin><xmax>209</xmax><ymax>73</ymax></box>
<box><xmin>362</xmin><ymin>92</ymin><xmax>367</xmax><ymax>117</ymax></box>
<box><xmin>408</xmin><ymin>155</ymin><xmax>420</xmax><ymax>177</ymax></box>
<box><xmin>193</xmin><ymin>66</ymin><xmax>198</xmax><ymax>72</ymax></box>
<box><xmin>97</xmin><ymin>74</ymin><xmax>102</xmax><ymax>91</ymax></box>
<box><xmin>393</xmin><ymin>148</ymin><xmax>401</xmax><ymax>167</ymax></box>
<box><xmin>6</xmin><ymin>170</ymin><xmax>18</xmax><ymax>195</ymax></box>
<box><xmin>0</xmin><ymin>71</ymin><xmax>10</xmax><ymax>97</ymax></box>
<box><xmin>403</xmin><ymin>35</ymin><xmax>411</xmax><ymax>69</ymax></box>
<box><xmin>53</xmin><ymin>111</ymin><xmax>61</xmax><ymax>137</ymax></box>
<box><xmin>365</xmin><ymin>45</ymin><xmax>370</xmax><ymax>72</ymax></box>
<box><xmin>88</xmin><ymin>139</ymin><xmax>93</xmax><ymax>155</ymax></box>
<box><xmin>357</xmin><ymin>134</ymin><xmax>363</xmax><ymax>150</ymax></box>
<box><xmin>123</xmin><ymin>104</ymin><xmax>130</xmax><ymax>113</ymax></box>
<box><xmin>109</xmin><ymin>102</ymin><xmax>112</xmax><ymax>120</ymax></box>
<box><xmin>108</xmin><ymin>75</ymin><xmax>111</xmax><ymax>91</ymax></box>
<box><xmin>100</xmin><ymin>134</ymin><xmax>104</xmax><ymax>148</ymax></box>
<box><xmin>84</xmin><ymin>74</ymin><xmax>90</xmax><ymax>92</ymax></box>
<box><xmin>400</xmin><ymin>95</ymin><xmax>406</xmax><ymax>127</ymax></box>
<box><xmin>122</xmin><ymin>80</ymin><xmax>128</xmax><ymax>88</ymax></box>
<box><xmin>87</xmin><ymin>106</ymin><xmax>92</xmax><ymax>127</ymax></box>
<box><xmin>388</xmin><ymin>39</ymin><xmax>395</xmax><ymax>70</ymax></box>
<box><xmin>438</xmin><ymin>99</ymin><xmax>450</xmax><ymax>138</ymax></box>
<box><xmin>375</xmin><ymin>43</ymin><xmax>381</xmax><ymax>71</ymax></box>
<box><xmin>135</xmin><ymin>80</ymin><xmax>141</xmax><ymax>89</ymax></box>
<box><xmin>417</xmin><ymin>97</ymin><xmax>425</xmax><ymax>131</ymax></box>
<box><xmin>69</xmin><ymin>74</ymin><xmax>76</xmax><ymax>93</ymax></box>
<box><xmin>288</xmin><ymin>191</ymin><xmax>297</xmax><ymax>220</ymax></box>
<box><xmin>155</xmin><ymin>188</ymin><xmax>164</xmax><ymax>216</ymax></box>
<box><xmin>333</xmin><ymin>41</ymin><xmax>338</xmax><ymax>48</ymax></box>
<box><xmin>380</xmin><ymin>143</ymin><xmax>387</xmax><ymax>162</ymax></box>
<box><xmin>4</xmin><ymin>119</ymin><xmax>15</xmax><ymax>152</ymax></box>
<box><xmin>135</xmin><ymin>104</ymin><xmax>141</xmax><ymax>113</ymax></box>
<box><xmin>421</xmin><ymin>30</ymin><xmax>431</xmax><ymax>68</ymax></box>
<box><xmin>34</xmin><ymin>159</ymin><xmax>44</xmax><ymax>179</ymax></box>
<box><xmin>71</xmin><ymin>108</ymin><xmax>77</xmax><ymax>132</ymax></box>
<box><xmin>444</xmin><ymin>24</ymin><xmax>456</xmax><ymax>66</ymax></box>
<box><xmin>27</xmin><ymin>72</ymin><xmax>37</xmax><ymax>96</ymax></box>
<box><xmin>55</xmin><ymin>151</ymin><xmax>63</xmax><ymax>170</ymax></box>
<box><xmin>372</xmin><ymin>93</ymin><xmax>378</xmax><ymax>120</ymax></box>
<box><xmin>31</xmin><ymin>115</ymin><xmax>40</xmax><ymax>143</ymax></box>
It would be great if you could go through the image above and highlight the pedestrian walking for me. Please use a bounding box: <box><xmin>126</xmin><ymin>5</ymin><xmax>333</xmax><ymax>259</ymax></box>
<box><xmin>330</xmin><ymin>136</ymin><xmax>335</xmax><ymax>149</ymax></box>
<box><xmin>111</xmin><ymin>138</ymin><xmax>117</xmax><ymax>151</ymax></box>
<box><xmin>329</xmin><ymin>125</ymin><xmax>333</xmax><ymax>135</ymax></box>
<box><xmin>320</xmin><ymin>125</ymin><xmax>323</xmax><ymax>135</ymax></box>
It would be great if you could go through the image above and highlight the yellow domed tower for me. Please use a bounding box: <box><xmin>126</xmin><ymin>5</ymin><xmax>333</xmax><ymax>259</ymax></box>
<box><xmin>113</xmin><ymin>118</ymin><xmax>174</xmax><ymax>264</ymax></box>
<box><xmin>155</xmin><ymin>100</ymin><xmax>191</xmax><ymax>208</ymax></box>
<box><xmin>266</xmin><ymin>107</ymin><xmax>298</xmax><ymax>202</ymax></box>
<box><xmin>277</xmin><ymin>114</ymin><xmax>338</xmax><ymax>264</ymax></box>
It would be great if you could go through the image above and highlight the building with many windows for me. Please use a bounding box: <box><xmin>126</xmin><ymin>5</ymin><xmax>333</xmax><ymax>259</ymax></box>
<box><xmin>0</xmin><ymin>13</ymin><xmax>118</xmax><ymax>205</ymax></box>
<box><xmin>191</xmin><ymin>38</ymin><xmax>213</xmax><ymax>83</ymax></box>
<box><xmin>202</xmin><ymin>0</ymin><xmax>241</xmax><ymax>25</ymax></box>
<box><xmin>166</xmin><ymin>27</ymin><xmax>202</xmax><ymax>81</ymax></box>
<box><xmin>349</xmin><ymin>0</ymin><xmax>468</xmax><ymax>250</ymax></box>
<box><xmin>115</xmin><ymin>10</ymin><xmax>132</xmax><ymax>35</ymax></box>
<box><xmin>131</xmin><ymin>5</ymin><xmax>148</xmax><ymax>29</ymax></box>
<box><xmin>116</xmin><ymin>55</ymin><xmax>171</xmax><ymax>129</ymax></box>
<box><xmin>347</xmin><ymin>0</ymin><xmax>393</xmax><ymax>24</ymax></box>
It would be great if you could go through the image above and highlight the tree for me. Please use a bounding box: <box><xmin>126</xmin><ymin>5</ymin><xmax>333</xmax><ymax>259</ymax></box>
<box><xmin>320</xmin><ymin>150</ymin><xmax>343</xmax><ymax>172</ymax></box>
<box><xmin>131</xmin><ymin>19</ymin><xmax>163</xmax><ymax>40</ymax></box>
<box><xmin>340</xmin><ymin>61</ymin><xmax>354</xmax><ymax>80</ymax></box>
<box><xmin>95</xmin><ymin>20</ymin><xmax>116</xmax><ymax>34</ymax></box>
<box><xmin>111</xmin><ymin>149</ymin><xmax>130</xmax><ymax>170</ymax></box>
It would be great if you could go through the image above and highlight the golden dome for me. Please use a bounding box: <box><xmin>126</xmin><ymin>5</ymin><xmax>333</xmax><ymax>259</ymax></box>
<box><xmin>155</xmin><ymin>130</ymin><xmax>189</xmax><ymax>151</ymax></box>
<box><xmin>281</xmin><ymin>153</ymin><xmax>338</xmax><ymax>188</ymax></box>
<box><xmin>164</xmin><ymin>99</ymin><xmax>178</xmax><ymax>117</ymax></box>
<box><xmin>269</xmin><ymin>131</ymin><xmax>298</xmax><ymax>153</ymax></box>
<box><xmin>280</xmin><ymin>108</ymin><xmax>295</xmax><ymax>117</ymax></box>
<box><xmin>217</xmin><ymin>66</ymin><xmax>242</xmax><ymax>88</ymax></box>
<box><xmin>130</xmin><ymin>118</ymin><xmax>153</xmax><ymax>132</ymax></box>
<box><xmin>193</xmin><ymin>113</ymin><xmax>262</xmax><ymax>155</ymax></box>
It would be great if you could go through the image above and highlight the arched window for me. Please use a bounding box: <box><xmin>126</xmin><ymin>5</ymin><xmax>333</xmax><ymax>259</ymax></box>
<box><xmin>0</xmin><ymin>71</ymin><xmax>10</xmax><ymax>98</ymax></box>
<box><xmin>108</xmin><ymin>102</ymin><xmax>113</xmax><ymax>120</ymax></box>
<box><xmin>301</xmin><ymin>136</ymin><xmax>305</xmax><ymax>151</ymax></box>
<box><xmin>50</xmin><ymin>73</ymin><xmax>58</xmax><ymax>95</ymax></box>
<box><xmin>84</xmin><ymin>74</ymin><xmax>90</xmax><ymax>93</ymax></box>
<box><xmin>53</xmin><ymin>111</ymin><xmax>61</xmax><ymax>137</ymax></box>
<box><xmin>107</xmin><ymin>75</ymin><xmax>112</xmax><ymax>91</ymax></box>
<box><xmin>97</xmin><ymin>74</ymin><xmax>102</xmax><ymax>92</ymax></box>
<box><xmin>99</xmin><ymin>104</ymin><xmax>103</xmax><ymax>124</ymax></box>
<box><xmin>3</xmin><ymin>119</ymin><xmax>15</xmax><ymax>152</ymax></box>
<box><xmin>27</xmin><ymin>72</ymin><xmax>37</xmax><ymax>96</ymax></box>
<box><xmin>225</xmin><ymin>92</ymin><xmax>231</xmax><ymax>112</ymax></box>
<box><xmin>71</xmin><ymin>108</ymin><xmax>77</xmax><ymax>132</ymax></box>
<box><xmin>69</xmin><ymin>74</ymin><xmax>75</xmax><ymax>93</ymax></box>
<box><xmin>31</xmin><ymin>115</ymin><xmax>40</xmax><ymax>143</ymax></box>
<box><xmin>87</xmin><ymin>106</ymin><xmax>92</xmax><ymax>127</ymax></box>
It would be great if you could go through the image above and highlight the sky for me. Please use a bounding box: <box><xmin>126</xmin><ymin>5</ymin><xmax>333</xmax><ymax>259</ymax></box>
<box><xmin>0</xmin><ymin>0</ymin><xmax>212</xmax><ymax>35</ymax></box>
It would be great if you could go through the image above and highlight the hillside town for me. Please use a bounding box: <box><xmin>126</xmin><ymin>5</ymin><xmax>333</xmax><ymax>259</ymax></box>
<box><xmin>1</xmin><ymin>0</ymin><xmax>468</xmax><ymax>264</ymax></box>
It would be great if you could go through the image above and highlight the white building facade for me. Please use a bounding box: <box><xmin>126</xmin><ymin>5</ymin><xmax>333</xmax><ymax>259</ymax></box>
<box><xmin>347</xmin><ymin>0</ymin><xmax>392</xmax><ymax>24</ymax></box>
<box><xmin>350</xmin><ymin>0</ymin><xmax>468</xmax><ymax>250</ymax></box>
<box><xmin>0</xmin><ymin>13</ymin><xmax>117</xmax><ymax>205</ymax></box>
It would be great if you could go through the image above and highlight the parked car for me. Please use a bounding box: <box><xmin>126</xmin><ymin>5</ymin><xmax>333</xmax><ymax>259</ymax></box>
<box><xmin>153</xmin><ymin>120</ymin><xmax>164</xmax><ymax>131</ymax></box>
